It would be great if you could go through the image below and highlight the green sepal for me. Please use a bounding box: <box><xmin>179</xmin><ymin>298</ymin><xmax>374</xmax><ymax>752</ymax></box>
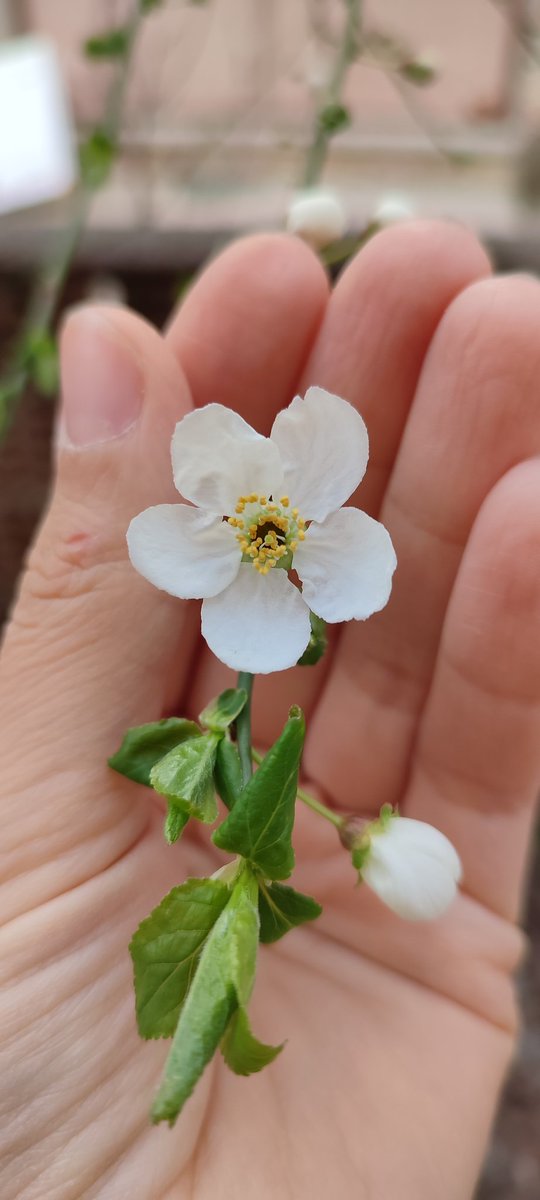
<box><xmin>79</xmin><ymin>129</ymin><xmax>116</xmax><ymax>189</ymax></box>
<box><xmin>199</xmin><ymin>687</ymin><xmax>247</xmax><ymax>733</ymax></box>
<box><xmin>318</xmin><ymin>102</ymin><xmax>350</xmax><ymax>135</ymax></box>
<box><xmin>151</xmin><ymin>871</ymin><xmax>260</xmax><ymax>1125</ymax></box>
<box><xmin>258</xmin><ymin>881</ymin><xmax>322</xmax><ymax>944</ymax></box>
<box><xmin>212</xmin><ymin>708</ymin><xmax>305</xmax><ymax>880</ymax></box>
<box><xmin>129</xmin><ymin>878</ymin><xmax>230</xmax><ymax>1039</ymax></box>
<box><xmin>84</xmin><ymin>29</ymin><xmax>129</xmax><ymax>59</ymax></box>
<box><xmin>221</xmin><ymin>1006</ymin><xmax>283</xmax><ymax>1076</ymax></box>
<box><xmin>150</xmin><ymin>732</ymin><xmax>220</xmax><ymax>824</ymax></box>
<box><xmin>214</xmin><ymin>736</ymin><xmax>243</xmax><ymax>810</ymax></box>
<box><xmin>297</xmin><ymin>611</ymin><xmax>327</xmax><ymax>666</ymax></box>
<box><xmin>164</xmin><ymin>804</ymin><xmax>190</xmax><ymax>845</ymax></box>
<box><xmin>109</xmin><ymin>717</ymin><xmax>201</xmax><ymax>787</ymax></box>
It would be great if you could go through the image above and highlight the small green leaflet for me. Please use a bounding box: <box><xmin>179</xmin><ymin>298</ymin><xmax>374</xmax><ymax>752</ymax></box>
<box><xmin>84</xmin><ymin>29</ymin><xmax>129</xmax><ymax>59</ymax></box>
<box><xmin>109</xmin><ymin>717</ymin><xmax>200</xmax><ymax>786</ymax></box>
<box><xmin>258</xmin><ymin>882</ymin><xmax>322</xmax><ymax>944</ymax></box>
<box><xmin>199</xmin><ymin>687</ymin><xmax>247</xmax><ymax>733</ymax></box>
<box><xmin>151</xmin><ymin>872</ymin><xmax>260</xmax><ymax>1125</ymax></box>
<box><xmin>129</xmin><ymin>878</ymin><xmax>230</xmax><ymax>1039</ymax></box>
<box><xmin>297</xmin><ymin>611</ymin><xmax>327</xmax><ymax>666</ymax></box>
<box><xmin>214</xmin><ymin>737</ymin><xmax>243</xmax><ymax>810</ymax></box>
<box><xmin>164</xmin><ymin>804</ymin><xmax>189</xmax><ymax>845</ymax></box>
<box><xmin>212</xmin><ymin>708</ymin><xmax>305</xmax><ymax>879</ymax></box>
<box><xmin>151</xmin><ymin>732</ymin><xmax>220</xmax><ymax>824</ymax></box>
<box><xmin>221</xmin><ymin>1006</ymin><xmax>283</xmax><ymax>1076</ymax></box>
<box><xmin>79</xmin><ymin>129</ymin><xmax>116</xmax><ymax>189</ymax></box>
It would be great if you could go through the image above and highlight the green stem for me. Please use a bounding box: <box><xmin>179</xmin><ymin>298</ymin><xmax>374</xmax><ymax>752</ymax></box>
<box><xmin>236</xmin><ymin>672</ymin><xmax>254</xmax><ymax>787</ymax></box>
<box><xmin>252</xmin><ymin>749</ymin><xmax>344</xmax><ymax>830</ymax></box>
<box><xmin>0</xmin><ymin>0</ymin><xmax>145</xmax><ymax>440</ymax></box>
<box><xmin>302</xmin><ymin>0</ymin><xmax>362</xmax><ymax>187</ymax></box>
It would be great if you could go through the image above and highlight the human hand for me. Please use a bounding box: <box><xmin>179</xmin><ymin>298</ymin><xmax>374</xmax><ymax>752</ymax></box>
<box><xmin>1</xmin><ymin>222</ymin><xmax>539</xmax><ymax>1199</ymax></box>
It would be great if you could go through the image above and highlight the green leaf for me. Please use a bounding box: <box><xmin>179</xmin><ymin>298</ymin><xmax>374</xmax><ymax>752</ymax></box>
<box><xmin>129</xmin><ymin>878</ymin><xmax>230</xmax><ymax>1039</ymax></box>
<box><xmin>297</xmin><ymin>611</ymin><xmax>327</xmax><ymax>666</ymax></box>
<box><xmin>221</xmin><ymin>1006</ymin><xmax>283</xmax><ymax>1075</ymax></box>
<box><xmin>84</xmin><ymin>29</ymin><xmax>129</xmax><ymax>59</ymax></box>
<box><xmin>23</xmin><ymin>331</ymin><xmax>59</xmax><ymax>397</ymax></box>
<box><xmin>400</xmin><ymin>60</ymin><xmax>436</xmax><ymax>86</ymax></box>
<box><xmin>318</xmin><ymin>102</ymin><xmax>350</xmax><ymax>135</ymax></box>
<box><xmin>258</xmin><ymin>882</ymin><xmax>322</xmax><ymax>944</ymax></box>
<box><xmin>199</xmin><ymin>687</ymin><xmax>247</xmax><ymax>733</ymax></box>
<box><xmin>79</xmin><ymin>130</ymin><xmax>116</xmax><ymax>189</ymax></box>
<box><xmin>151</xmin><ymin>871</ymin><xmax>260</xmax><ymax>1125</ymax></box>
<box><xmin>212</xmin><ymin>708</ymin><xmax>305</xmax><ymax>879</ymax></box>
<box><xmin>164</xmin><ymin>803</ymin><xmax>190</xmax><ymax>845</ymax></box>
<box><xmin>109</xmin><ymin>717</ymin><xmax>201</xmax><ymax>786</ymax></box>
<box><xmin>150</xmin><ymin>732</ymin><xmax>220</xmax><ymax>824</ymax></box>
<box><xmin>140</xmin><ymin>0</ymin><xmax>163</xmax><ymax>9</ymax></box>
<box><xmin>213</xmin><ymin>736</ymin><xmax>243</xmax><ymax>810</ymax></box>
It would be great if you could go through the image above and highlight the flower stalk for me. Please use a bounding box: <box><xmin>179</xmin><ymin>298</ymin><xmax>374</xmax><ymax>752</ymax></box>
<box><xmin>252</xmin><ymin>749</ymin><xmax>344</xmax><ymax>831</ymax></box>
<box><xmin>302</xmin><ymin>0</ymin><xmax>363</xmax><ymax>188</ymax></box>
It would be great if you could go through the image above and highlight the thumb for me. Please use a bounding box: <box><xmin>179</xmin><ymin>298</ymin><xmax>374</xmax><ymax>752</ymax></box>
<box><xmin>0</xmin><ymin>306</ymin><xmax>196</xmax><ymax>906</ymax></box>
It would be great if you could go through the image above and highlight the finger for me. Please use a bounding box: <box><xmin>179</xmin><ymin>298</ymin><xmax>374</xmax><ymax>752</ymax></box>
<box><xmin>300</xmin><ymin>220</ymin><xmax>491</xmax><ymax>515</ymax></box>
<box><xmin>166</xmin><ymin>233</ymin><xmax>328</xmax><ymax>431</ymax></box>
<box><xmin>0</xmin><ymin>306</ymin><xmax>197</xmax><ymax>901</ymax></box>
<box><xmin>308</xmin><ymin>275</ymin><xmax>540</xmax><ymax>812</ymax></box>
<box><xmin>404</xmin><ymin>458</ymin><xmax>540</xmax><ymax>921</ymax></box>
<box><xmin>165</xmin><ymin>234</ymin><xmax>333</xmax><ymax>740</ymax></box>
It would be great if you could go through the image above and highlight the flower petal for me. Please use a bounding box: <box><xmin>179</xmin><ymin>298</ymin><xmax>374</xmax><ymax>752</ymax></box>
<box><xmin>171</xmin><ymin>404</ymin><xmax>283</xmax><ymax>513</ymax></box>
<box><xmin>295</xmin><ymin>506</ymin><xmax>397</xmax><ymax>622</ymax></box>
<box><xmin>201</xmin><ymin>566</ymin><xmax>311</xmax><ymax>674</ymax></box>
<box><xmin>362</xmin><ymin>818</ymin><xmax>462</xmax><ymax>922</ymax></box>
<box><xmin>270</xmin><ymin>387</ymin><xmax>369</xmax><ymax>521</ymax></box>
<box><xmin>127</xmin><ymin>504</ymin><xmax>240</xmax><ymax>599</ymax></box>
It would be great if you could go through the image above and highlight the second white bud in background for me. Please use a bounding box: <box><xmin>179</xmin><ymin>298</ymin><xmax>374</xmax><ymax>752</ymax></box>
<box><xmin>286</xmin><ymin>187</ymin><xmax>347</xmax><ymax>249</ymax></box>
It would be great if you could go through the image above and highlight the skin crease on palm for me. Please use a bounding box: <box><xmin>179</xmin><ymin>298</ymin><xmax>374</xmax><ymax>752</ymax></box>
<box><xmin>1</xmin><ymin>222</ymin><xmax>540</xmax><ymax>1200</ymax></box>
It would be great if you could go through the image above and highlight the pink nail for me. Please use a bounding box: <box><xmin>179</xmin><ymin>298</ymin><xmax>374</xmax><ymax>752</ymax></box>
<box><xmin>57</xmin><ymin>308</ymin><xmax>143</xmax><ymax>447</ymax></box>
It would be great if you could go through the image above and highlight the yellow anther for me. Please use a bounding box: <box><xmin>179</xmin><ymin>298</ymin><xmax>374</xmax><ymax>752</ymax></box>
<box><xmin>292</xmin><ymin>508</ymin><xmax>299</xmax><ymax>518</ymax></box>
<box><xmin>249</xmin><ymin>492</ymin><xmax>258</xmax><ymax>503</ymax></box>
<box><xmin>280</xmin><ymin>496</ymin><xmax>289</xmax><ymax>507</ymax></box>
<box><xmin>235</xmin><ymin>504</ymin><xmax>245</xmax><ymax>514</ymax></box>
<box><xmin>259</xmin><ymin>495</ymin><xmax>267</xmax><ymax>506</ymax></box>
<box><xmin>298</xmin><ymin>518</ymin><xmax>306</xmax><ymax>529</ymax></box>
<box><xmin>298</xmin><ymin>530</ymin><xmax>305</xmax><ymax>540</ymax></box>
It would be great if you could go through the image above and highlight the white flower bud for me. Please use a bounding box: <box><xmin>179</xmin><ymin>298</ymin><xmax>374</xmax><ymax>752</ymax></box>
<box><xmin>373</xmin><ymin>191</ymin><xmax>416</xmax><ymax>227</ymax></box>
<box><xmin>286</xmin><ymin>188</ymin><xmax>346</xmax><ymax>249</ymax></box>
<box><xmin>359</xmin><ymin>812</ymin><xmax>462</xmax><ymax>921</ymax></box>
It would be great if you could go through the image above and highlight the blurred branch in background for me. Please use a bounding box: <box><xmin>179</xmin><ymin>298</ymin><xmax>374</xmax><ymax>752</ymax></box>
<box><xmin>302</xmin><ymin>0</ymin><xmax>362</xmax><ymax>188</ymax></box>
<box><xmin>0</xmin><ymin>0</ymin><xmax>161</xmax><ymax>441</ymax></box>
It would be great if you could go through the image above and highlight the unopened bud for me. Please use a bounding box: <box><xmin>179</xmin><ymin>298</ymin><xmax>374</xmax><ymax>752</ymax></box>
<box><xmin>286</xmin><ymin>188</ymin><xmax>346</xmax><ymax>250</ymax></box>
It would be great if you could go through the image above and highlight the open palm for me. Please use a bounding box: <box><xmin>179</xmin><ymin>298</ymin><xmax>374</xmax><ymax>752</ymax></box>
<box><xmin>1</xmin><ymin>223</ymin><xmax>539</xmax><ymax>1199</ymax></box>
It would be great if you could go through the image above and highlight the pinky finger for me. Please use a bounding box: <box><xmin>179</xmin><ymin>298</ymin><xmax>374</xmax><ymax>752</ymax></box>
<box><xmin>404</xmin><ymin>458</ymin><xmax>540</xmax><ymax>921</ymax></box>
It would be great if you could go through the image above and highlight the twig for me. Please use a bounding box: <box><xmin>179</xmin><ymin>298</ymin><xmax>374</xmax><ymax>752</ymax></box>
<box><xmin>302</xmin><ymin>0</ymin><xmax>362</xmax><ymax>187</ymax></box>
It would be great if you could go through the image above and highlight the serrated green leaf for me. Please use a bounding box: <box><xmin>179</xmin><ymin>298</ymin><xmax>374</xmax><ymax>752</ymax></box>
<box><xmin>214</xmin><ymin>736</ymin><xmax>243</xmax><ymax>810</ymax></box>
<box><xmin>151</xmin><ymin>871</ymin><xmax>260</xmax><ymax>1125</ymax></box>
<box><xmin>164</xmin><ymin>803</ymin><xmax>190</xmax><ymax>845</ymax></box>
<box><xmin>109</xmin><ymin>718</ymin><xmax>201</xmax><ymax>786</ymax></box>
<box><xmin>79</xmin><ymin>129</ymin><xmax>116</xmax><ymax>189</ymax></box>
<box><xmin>212</xmin><ymin>708</ymin><xmax>305</xmax><ymax>879</ymax></box>
<box><xmin>297</xmin><ymin>611</ymin><xmax>327</xmax><ymax>666</ymax></box>
<box><xmin>199</xmin><ymin>687</ymin><xmax>247</xmax><ymax>733</ymax></box>
<box><xmin>84</xmin><ymin>29</ymin><xmax>129</xmax><ymax>59</ymax></box>
<box><xmin>129</xmin><ymin>878</ymin><xmax>230</xmax><ymax>1039</ymax></box>
<box><xmin>258</xmin><ymin>882</ymin><xmax>322</xmax><ymax>944</ymax></box>
<box><xmin>221</xmin><ymin>1006</ymin><xmax>283</xmax><ymax>1075</ymax></box>
<box><xmin>151</xmin><ymin>732</ymin><xmax>220</xmax><ymax>823</ymax></box>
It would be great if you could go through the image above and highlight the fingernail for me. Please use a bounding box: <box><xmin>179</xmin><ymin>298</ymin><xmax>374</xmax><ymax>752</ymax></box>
<box><xmin>57</xmin><ymin>307</ymin><xmax>144</xmax><ymax>447</ymax></box>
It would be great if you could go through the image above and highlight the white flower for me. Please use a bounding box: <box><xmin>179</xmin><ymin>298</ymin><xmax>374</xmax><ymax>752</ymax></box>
<box><xmin>373</xmin><ymin>191</ymin><xmax>416</xmax><ymax>227</ymax></box>
<box><xmin>286</xmin><ymin>188</ymin><xmax>346</xmax><ymax>249</ymax></box>
<box><xmin>127</xmin><ymin>387</ymin><xmax>396</xmax><ymax>675</ymax></box>
<box><xmin>358</xmin><ymin>811</ymin><xmax>462</xmax><ymax>921</ymax></box>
